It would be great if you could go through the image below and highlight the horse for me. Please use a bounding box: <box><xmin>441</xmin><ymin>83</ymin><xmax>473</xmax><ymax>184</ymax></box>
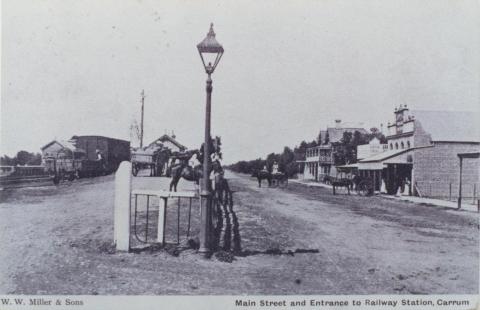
<box><xmin>331</xmin><ymin>178</ymin><xmax>353</xmax><ymax>195</ymax></box>
<box><xmin>168</xmin><ymin>150</ymin><xmax>201</xmax><ymax>191</ymax></box>
<box><xmin>323</xmin><ymin>175</ymin><xmax>333</xmax><ymax>184</ymax></box>
<box><xmin>252</xmin><ymin>170</ymin><xmax>272</xmax><ymax>188</ymax></box>
<box><xmin>169</xmin><ymin>164</ymin><xmax>203</xmax><ymax>192</ymax></box>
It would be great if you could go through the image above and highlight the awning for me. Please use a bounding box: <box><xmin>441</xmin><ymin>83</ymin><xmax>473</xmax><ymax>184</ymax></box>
<box><xmin>336</xmin><ymin>163</ymin><xmax>359</xmax><ymax>171</ymax></box>
<box><xmin>458</xmin><ymin>152</ymin><xmax>480</xmax><ymax>159</ymax></box>
<box><xmin>358</xmin><ymin>148</ymin><xmax>414</xmax><ymax>170</ymax></box>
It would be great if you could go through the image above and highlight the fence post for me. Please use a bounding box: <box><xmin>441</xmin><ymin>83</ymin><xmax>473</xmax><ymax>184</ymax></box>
<box><xmin>114</xmin><ymin>161</ymin><xmax>132</xmax><ymax>251</ymax></box>
<box><xmin>449</xmin><ymin>183</ymin><xmax>452</xmax><ymax>201</ymax></box>
<box><xmin>473</xmin><ymin>184</ymin><xmax>476</xmax><ymax>204</ymax></box>
<box><xmin>157</xmin><ymin>197</ymin><xmax>168</xmax><ymax>245</ymax></box>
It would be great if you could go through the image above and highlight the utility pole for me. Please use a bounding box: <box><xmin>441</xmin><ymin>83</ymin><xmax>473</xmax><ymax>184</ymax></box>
<box><xmin>140</xmin><ymin>89</ymin><xmax>145</xmax><ymax>148</ymax></box>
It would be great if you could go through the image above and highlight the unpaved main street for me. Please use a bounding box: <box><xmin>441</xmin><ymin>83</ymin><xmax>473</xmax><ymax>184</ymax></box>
<box><xmin>0</xmin><ymin>171</ymin><xmax>478</xmax><ymax>294</ymax></box>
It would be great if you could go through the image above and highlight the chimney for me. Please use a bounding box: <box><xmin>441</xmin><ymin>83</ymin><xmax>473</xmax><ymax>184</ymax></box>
<box><xmin>335</xmin><ymin>119</ymin><xmax>341</xmax><ymax>128</ymax></box>
<box><xmin>172</xmin><ymin>130</ymin><xmax>176</xmax><ymax>139</ymax></box>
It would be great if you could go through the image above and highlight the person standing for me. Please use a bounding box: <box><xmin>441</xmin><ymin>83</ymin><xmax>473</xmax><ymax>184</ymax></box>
<box><xmin>272</xmin><ymin>161</ymin><xmax>279</xmax><ymax>174</ymax></box>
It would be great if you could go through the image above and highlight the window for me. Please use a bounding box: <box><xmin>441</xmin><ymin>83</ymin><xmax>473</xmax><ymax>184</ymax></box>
<box><xmin>401</xmin><ymin>142</ymin><xmax>404</xmax><ymax>149</ymax></box>
<box><xmin>407</xmin><ymin>141</ymin><xmax>411</xmax><ymax>148</ymax></box>
<box><xmin>395</xmin><ymin>143</ymin><xmax>398</xmax><ymax>150</ymax></box>
<box><xmin>390</xmin><ymin>143</ymin><xmax>393</xmax><ymax>150</ymax></box>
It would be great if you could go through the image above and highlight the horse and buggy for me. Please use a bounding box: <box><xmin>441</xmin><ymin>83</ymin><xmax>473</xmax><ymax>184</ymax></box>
<box><xmin>323</xmin><ymin>170</ymin><xmax>374</xmax><ymax>196</ymax></box>
<box><xmin>252</xmin><ymin>170</ymin><xmax>288</xmax><ymax>188</ymax></box>
<box><xmin>131</xmin><ymin>147</ymin><xmax>172</xmax><ymax>177</ymax></box>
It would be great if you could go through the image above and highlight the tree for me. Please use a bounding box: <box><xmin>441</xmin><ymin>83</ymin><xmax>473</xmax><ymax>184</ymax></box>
<box><xmin>16</xmin><ymin>151</ymin><xmax>34</xmax><ymax>166</ymax></box>
<box><xmin>293</xmin><ymin>140</ymin><xmax>308</xmax><ymax>172</ymax></box>
<box><xmin>266</xmin><ymin>152</ymin><xmax>279</xmax><ymax>171</ymax></box>
<box><xmin>307</xmin><ymin>140</ymin><xmax>317</xmax><ymax>148</ymax></box>
<box><xmin>279</xmin><ymin>146</ymin><xmax>295</xmax><ymax>174</ymax></box>
<box><xmin>334</xmin><ymin>130</ymin><xmax>368</xmax><ymax>165</ymax></box>
<box><xmin>324</xmin><ymin>131</ymin><xmax>330</xmax><ymax>145</ymax></box>
<box><xmin>368</xmin><ymin>127</ymin><xmax>387</xmax><ymax>143</ymax></box>
<box><xmin>1</xmin><ymin>151</ymin><xmax>42</xmax><ymax>166</ymax></box>
<box><xmin>0</xmin><ymin>155</ymin><xmax>14</xmax><ymax>165</ymax></box>
<box><xmin>317</xmin><ymin>131</ymin><xmax>322</xmax><ymax>145</ymax></box>
<box><xmin>27</xmin><ymin>153</ymin><xmax>42</xmax><ymax>165</ymax></box>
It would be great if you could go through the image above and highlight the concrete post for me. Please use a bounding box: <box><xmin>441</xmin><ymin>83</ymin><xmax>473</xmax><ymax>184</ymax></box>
<box><xmin>114</xmin><ymin>161</ymin><xmax>132</xmax><ymax>251</ymax></box>
<box><xmin>157</xmin><ymin>198</ymin><xmax>167</xmax><ymax>245</ymax></box>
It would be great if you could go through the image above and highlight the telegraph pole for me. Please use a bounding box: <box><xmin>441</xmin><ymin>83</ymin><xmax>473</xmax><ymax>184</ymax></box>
<box><xmin>140</xmin><ymin>90</ymin><xmax>145</xmax><ymax>148</ymax></box>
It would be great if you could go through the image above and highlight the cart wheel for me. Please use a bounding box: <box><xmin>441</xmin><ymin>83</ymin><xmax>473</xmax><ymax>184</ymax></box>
<box><xmin>356</xmin><ymin>181</ymin><xmax>367</xmax><ymax>196</ymax></box>
<box><xmin>68</xmin><ymin>173</ymin><xmax>75</xmax><ymax>181</ymax></box>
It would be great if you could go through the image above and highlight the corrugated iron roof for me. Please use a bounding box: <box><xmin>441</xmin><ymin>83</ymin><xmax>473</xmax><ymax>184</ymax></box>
<box><xmin>148</xmin><ymin>134</ymin><xmax>187</xmax><ymax>150</ymax></box>
<box><xmin>326</xmin><ymin>127</ymin><xmax>368</xmax><ymax>143</ymax></box>
<box><xmin>41</xmin><ymin>139</ymin><xmax>77</xmax><ymax>151</ymax></box>
<box><xmin>359</xmin><ymin>148</ymin><xmax>411</xmax><ymax>163</ymax></box>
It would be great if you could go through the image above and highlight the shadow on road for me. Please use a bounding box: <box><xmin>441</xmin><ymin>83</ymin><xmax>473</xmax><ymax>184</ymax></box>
<box><xmin>211</xmin><ymin>191</ymin><xmax>319</xmax><ymax>259</ymax></box>
<box><xmin>128</xmin><ymin>187</ymin><xmax>319</xmax><ymax>260</ymax></box>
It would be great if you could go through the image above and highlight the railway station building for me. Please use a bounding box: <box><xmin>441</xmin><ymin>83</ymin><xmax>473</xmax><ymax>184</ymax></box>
<box><xmin>146</xmin><ymin>133</ymin><xmax>187</xmax><ymax>153</ymax></box>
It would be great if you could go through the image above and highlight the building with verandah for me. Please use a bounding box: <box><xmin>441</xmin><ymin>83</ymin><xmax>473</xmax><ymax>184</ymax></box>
<box><xmin>357</xmin><ymin>105</ymin><xmax>479</xmax><ymax>199</ymax></box>
<box><xmin>301</xmin><ymin>119</ymin><xmax>367</xmax><ymax>181</ymax></box>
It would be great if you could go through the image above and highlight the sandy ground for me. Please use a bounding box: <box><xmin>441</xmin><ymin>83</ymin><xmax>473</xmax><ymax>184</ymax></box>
<box><xmin>0</xmin><ymin>170</ymin><xmax>478</xmax><ymax>294</ymax></box>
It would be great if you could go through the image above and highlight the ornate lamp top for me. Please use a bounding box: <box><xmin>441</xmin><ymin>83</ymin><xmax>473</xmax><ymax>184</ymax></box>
<box><xmin>197</xmin><ymin>23</ymin><xmax>224</xmax><ymax>54</ymax></box>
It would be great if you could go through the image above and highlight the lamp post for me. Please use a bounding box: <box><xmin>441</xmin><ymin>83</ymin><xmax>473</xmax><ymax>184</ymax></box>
<box><xmin>197</xmin><ymin>23</ymin><xmax>224</xmax><ymax>253</ymax></box>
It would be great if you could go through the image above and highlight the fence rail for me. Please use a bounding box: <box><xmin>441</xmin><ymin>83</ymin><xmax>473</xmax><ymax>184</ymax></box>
<box><xmin>0</xmin><ymin>166</ymin><xmax>51</xmax><ymax>189</ymax></box>
<box><xmin>415</xmin><ymin>181</ymin><xmax>478</xmax><ymax>204</ymax></box>
<box><xmin>0</xmin><ymin>165</ymin><xmax>48</xmax><ymax>177</ymax></box>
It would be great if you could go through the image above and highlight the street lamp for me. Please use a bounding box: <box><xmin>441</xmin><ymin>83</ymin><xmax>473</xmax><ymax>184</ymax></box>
<box><xmin>197</xmin><ymin>23</ymin><xmax>224</xmax><ymax>254</ymax></box>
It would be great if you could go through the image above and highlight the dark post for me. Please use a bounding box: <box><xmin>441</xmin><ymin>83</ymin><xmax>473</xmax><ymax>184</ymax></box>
<box><xmin>196</xmin><ymin>23</ymin><xmax>224</xmax><ymax>255</ymax></box>
<box><xmin>457</xmin><ymin>157</ymin><xmax>463</xmax><ymax>209</ymax></box>
<box><xmin>449</xmin><ymin>183</ymin><xmax>452</xmax><ymax>201</ymax></box>
<box><xmin>140</xmin><ymin>90</ymin><xmax>145</xmax><ymax>148</ymax></box>
<box><xmin>199</xmin><ymin>74</ymin><xmax>213</xmax><ymax>253</ymax></box>
<box><xmin>393</xmin><ymin>164</ymin><xmax>397</xmax><ymax>195</ymax></box>
<box><xmin>473</xmin><ymin>184</ymin><xmax>476</xmax><ymax>204</ymax></box>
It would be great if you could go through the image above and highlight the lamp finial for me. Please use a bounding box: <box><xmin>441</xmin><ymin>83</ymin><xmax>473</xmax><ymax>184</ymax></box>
<box><xmin>208</xmin><ymin>23</ymin><xmax>215</xmax><ymax>37</ymax></box>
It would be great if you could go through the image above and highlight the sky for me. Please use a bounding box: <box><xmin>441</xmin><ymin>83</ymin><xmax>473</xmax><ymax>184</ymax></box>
<box><xmin>1</xmin><ymin>0</ymin><xmax>479</xmax><ymax>164</ymax></box>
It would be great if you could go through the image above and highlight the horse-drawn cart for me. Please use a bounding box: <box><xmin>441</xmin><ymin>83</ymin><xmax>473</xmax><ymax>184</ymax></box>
<box><xmin>324</xmin><ymin>172</ymin><xmax>354</xmax><ymax>195</ymax></box>
<box><xmin>325</xmin><ymin>168</ymin><xmax>374</xmax><ymax>196</ymax></box>
<box><xmin>131</xmin><ymin>148</ymin><xmax>170</xmax><ymax>177</ymax></box>
<box><xmin>271</xmin><ymin>172</ymin><xmax>288</xmax><ymax>188</ymax></box>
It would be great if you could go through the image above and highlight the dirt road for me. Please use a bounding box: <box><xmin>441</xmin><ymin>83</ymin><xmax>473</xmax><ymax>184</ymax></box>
<box><xmin>0</xmin><ymin>171</ymin><xmax>478</xmax><ymax>294</ymax></box>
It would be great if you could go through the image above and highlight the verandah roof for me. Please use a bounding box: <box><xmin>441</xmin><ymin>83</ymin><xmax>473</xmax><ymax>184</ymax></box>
<box><xmin>358</xmin><ymin>148</ymin><xmax>414</xmax><ymax>170</ymax></box>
